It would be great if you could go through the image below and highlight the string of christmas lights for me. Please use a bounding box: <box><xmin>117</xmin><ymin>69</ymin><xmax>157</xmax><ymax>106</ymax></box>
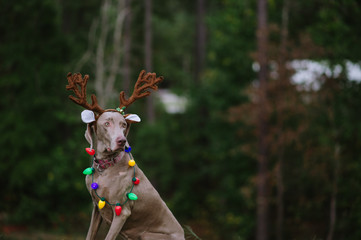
<box><xmin>83</xmin><ymin>146</ymin><xmax>139</xmax><ymax>216</ymax></box>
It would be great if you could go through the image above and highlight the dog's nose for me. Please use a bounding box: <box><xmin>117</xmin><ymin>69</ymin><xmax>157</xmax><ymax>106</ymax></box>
<box><xmin>116</xmin><ymin>137</ymin><xmax>126</xmax><ymax>146</ymax></box>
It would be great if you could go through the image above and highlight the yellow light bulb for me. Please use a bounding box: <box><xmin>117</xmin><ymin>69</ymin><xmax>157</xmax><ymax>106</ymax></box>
<box><xmin>128</xmin><ymin>159</ymin><xmax>135</xmax><ymax>167</ymax></box>
<box><xmin>98</xmin><ymin>198</ymin><xmax>106</xmax><ymax>209</ymax></box>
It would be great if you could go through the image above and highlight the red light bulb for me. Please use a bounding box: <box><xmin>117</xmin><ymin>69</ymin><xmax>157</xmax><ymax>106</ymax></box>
<box><xmin>115</xmin><ymin>204</ymin><xmax>122</xmax><ymax>216</ymax></box>
<box><xmin>132</xmin><ymin>177</ymin><xmax>140</xmax><ymax>185</ymax></box>
<box><xmin>86</xmin><ymin>148</ymin><xmax>95</xmax><ymax>156</ymax></box>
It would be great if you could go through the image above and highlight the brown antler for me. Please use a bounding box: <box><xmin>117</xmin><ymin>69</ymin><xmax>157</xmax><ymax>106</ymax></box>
<box><xmin>66</xmin><ymin>72</ymin><xmax>104</xmax><ymax>114</ymax></box>
<box><xmin>119</xmin><ymin>70</ymin><xmax>163</xmax><ymax>108</ymax></box>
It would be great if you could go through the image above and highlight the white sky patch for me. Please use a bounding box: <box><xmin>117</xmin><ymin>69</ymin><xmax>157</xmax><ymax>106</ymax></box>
<box><xmin>156</xmin><ymin>89</ymin><xmax>187</xmax><ymax>114</ymax></box>
<box><xmin>159</xmin><ymin>60</ymin><xmax>361</xmax><ymax>114</ymax></box>
<box><xmin>289</xmin><ymin>60</ymin><xmax>361</xmax><ymax>90</ymax></box>
<box><xmin>346</xmin><ymin>61</ymin><xmax>361</xmax><ymax>81</ymax></box>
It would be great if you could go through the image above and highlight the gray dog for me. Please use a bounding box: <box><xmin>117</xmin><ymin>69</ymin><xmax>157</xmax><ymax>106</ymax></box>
<box><xmin>66</xmin><ymin>71</ymin><xmax>184</xmax><ymax>240</ymax></box>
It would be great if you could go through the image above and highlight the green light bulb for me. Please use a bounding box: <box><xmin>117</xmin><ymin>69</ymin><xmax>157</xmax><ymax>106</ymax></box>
<box><xmin>127</xmin><ymin>193</ymin><xmax>138</xmax><ymax>201</ymax></box>
<box><xmin>83</xmin><ymin>167</ymin><xmax>94</xmax><ymax>175</ymax></box>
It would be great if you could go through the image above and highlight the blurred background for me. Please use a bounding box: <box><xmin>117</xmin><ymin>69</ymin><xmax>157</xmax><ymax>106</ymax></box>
<box><xmin>1</xmin><ymin>0</ymin><xmax>361</xmax><ymax>239</ymax></box>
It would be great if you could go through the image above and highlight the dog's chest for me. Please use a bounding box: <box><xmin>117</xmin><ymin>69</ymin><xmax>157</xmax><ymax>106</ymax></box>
<box><xmin>85</xmin><ymin>166</ymin><xmax>134</xmax><ymax>204</ymax></box>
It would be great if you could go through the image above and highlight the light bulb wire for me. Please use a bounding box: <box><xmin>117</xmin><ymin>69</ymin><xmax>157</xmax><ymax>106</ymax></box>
<box><xmin>91</xmin><ymin>152</ymin><xmax>136</xmax><ymax>207</ymax></box>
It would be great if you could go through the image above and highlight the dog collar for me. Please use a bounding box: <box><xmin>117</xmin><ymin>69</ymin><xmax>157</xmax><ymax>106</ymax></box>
<box><xmin>93</xmin><ymin>154</ymin><xmax>122</xmax><ymax>171</ymax></box>
<box><xmin>85</xmin><ymin>147</ymin><xmax>131</xmax><ymax>171</ymax></box>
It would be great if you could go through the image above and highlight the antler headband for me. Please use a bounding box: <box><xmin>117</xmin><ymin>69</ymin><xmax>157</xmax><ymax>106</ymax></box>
<box><xmin>66</xmin><ymin>70</ymin><xmax>163</xmax><ymax>115</ymax></box>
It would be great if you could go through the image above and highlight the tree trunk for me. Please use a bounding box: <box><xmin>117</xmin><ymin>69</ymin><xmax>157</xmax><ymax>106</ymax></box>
<box><xmin>276</xmin><ymin>2</ymin><xmax>289</xmax><ymax>240</ymax></box>
<box><xmin>94</xmin><ymin>0</ymin><xmax>126</xmax><ymax>107</ymax></box>
<box><xmin>75</xmin><ymin>0</ymin><xmax>127</xmax><ymax>107</ymax></box>
<box><xmin>327</xmin><ymin>144</ymin><xmax>340</xmax><ymax>240</ymax></box>
<box><xmin>256</xmin><ymin>0</ymin><xmax>269</xmax><ymax>239</ymax></box>
<box><xmin>276</xmin><ymin>156</ymin><xmax>284</xmax><ymax>240</ymax></box>
<box><xmin>279</xmin><ymin>0</ymin><xmax>289</xmax><ymax>82</ymax></box>
<box><xmin>144</xmin><ymin>0</ymin><xmax>154</xmax><ymax>123</ymax></box>
<box><xmin>105</xmin><ymin>0</ymin><xmax>126</xmax><ymax>100</ymax></box>
<box><xmin>123</xmin><ymin>0</ymin><xmax>132</xmax><ymax>94</ymax></box>
<box><xmin>95</xmin><ymin>0</ymin><xmax>110</xmax><ymax>106</ymax></box>
<box><xmin>195</xmin><ymin>0</ymin><xmax>206</xmax><ymax>83</ymax></box>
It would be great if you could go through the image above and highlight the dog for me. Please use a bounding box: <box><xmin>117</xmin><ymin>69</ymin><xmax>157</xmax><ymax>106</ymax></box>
<box><xmin>66</xmin><ymin>71</ymin><xmax>185</xmax><ymax>240</ymax></box>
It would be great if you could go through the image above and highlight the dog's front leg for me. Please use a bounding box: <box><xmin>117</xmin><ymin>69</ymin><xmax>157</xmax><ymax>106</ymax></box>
<box><xmin>86</xmin><ymin>205</ymin><xmax>103</xmax><ymax>240</ymax></box>
<box><xmin>104</xmin><ymin>207</ymin><xmax>130</xmax><ymax>240</ymax></box>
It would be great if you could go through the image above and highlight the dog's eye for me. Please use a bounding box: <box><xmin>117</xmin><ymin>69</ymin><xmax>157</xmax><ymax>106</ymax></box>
<box><xmin>104</xmin><ymin>122</ymin><xmax>110</xmax><ymax>127</ymax></box>
<box><xmin>122</xmin><ymin>123</ymin><xmax>127</xmax><ymax>128</ymax></box>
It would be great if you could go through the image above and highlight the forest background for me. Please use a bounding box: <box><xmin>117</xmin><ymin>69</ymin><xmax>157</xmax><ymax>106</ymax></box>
<box><xmin>1</xmin><ymin>0</ymin><xmax>361</xmax><ymax>240</ymax></box>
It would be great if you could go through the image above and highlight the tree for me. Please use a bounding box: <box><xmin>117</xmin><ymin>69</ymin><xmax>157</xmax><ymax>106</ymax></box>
<box><xmin>256</xmin><ymin>0</ymin><xmax>269</xmax><ymax>239</ymax></box>
<box><xmin>0</xmin><ymin>0</ymin><xmax>95</xmax><ymax>228</ymax></box>
<box><xmin>195</xmin><ymin>0</ymin><xmax>206</xmax><ymax>83</ymax></box>
<box><xmin>3</xmin><ymin>1</ymin><xmax>361</xmax><ymax>238</ymax></box>
<box><xmin>76</xmin><ymin>0</ymin><xmax>128</xmax><ymax>107</ymax></box>
<box><xmin>275</xmin><ymin>1</ymin><xmax>289</xmax><ymax>239</ymax></box>
<box><xmin>144</xmin><ymin>0</ymin><xmax>155</xmax><ymax>123</ymax></box>
<box><xmin>123</xmin><ymin>0</ymin><xmax>132</xmax><ymax>94</ymax></box>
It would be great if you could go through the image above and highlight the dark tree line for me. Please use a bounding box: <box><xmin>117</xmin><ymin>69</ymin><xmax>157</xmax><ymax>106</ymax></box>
<box><xmin>1</xmin><ymin>0</ymin><xmax>361</xmax><ymax>239</ymax></box>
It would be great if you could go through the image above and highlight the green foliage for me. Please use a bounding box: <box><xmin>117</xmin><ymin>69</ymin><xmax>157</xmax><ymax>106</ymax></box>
<box><xmin>0</xmin><ymin>0</ymin><xmax>92</xmax><ymax>231</ymax></box>
<box><xmin>1</xmin><ymin>0</ymin><xmax>361</xmax><ymax>239</ymax></box>
<box><xmin>308</xmin><ymin>0</ymin><xmax>361</xmax><ymax>61</ymax></box>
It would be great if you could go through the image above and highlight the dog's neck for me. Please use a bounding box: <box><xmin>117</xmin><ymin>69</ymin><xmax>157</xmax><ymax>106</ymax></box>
<box><xmin>93</xmin><ymin>150</ymin><xmax>128</xmax><ymax>171</ymax></box>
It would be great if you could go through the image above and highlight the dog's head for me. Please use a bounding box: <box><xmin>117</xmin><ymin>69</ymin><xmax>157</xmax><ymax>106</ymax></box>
<box><xmin>66</xmin><ymin>70</ymin><xmax>163</xmax><ymax>157</ymax></box>
<box><xmin>83</xmin><ymin>110</ymin><xmax>140</xmax><ymax>157</ymax></box>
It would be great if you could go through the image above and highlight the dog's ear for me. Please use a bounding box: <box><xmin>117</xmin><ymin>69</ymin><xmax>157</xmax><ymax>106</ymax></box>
<box><xmin>85</xmin><ymin>124</ymin><xmax>95</xmax><ymax>149</ymax></box>
<box><xmin>124</xmin><ymin>114</ymin><xmax>141</xmax><ymax>123</ymax></box>
<box><xmin>81</xmin><ymin>110</ymin><xmax>96</xmax><ymax>123</ymax></box>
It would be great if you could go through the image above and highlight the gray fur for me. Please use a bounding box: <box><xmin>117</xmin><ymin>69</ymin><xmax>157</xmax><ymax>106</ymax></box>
<box><xmin>84</xmin><ymin>112</ymin><xmax>184</xmax><ymax>240</ymax></box>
